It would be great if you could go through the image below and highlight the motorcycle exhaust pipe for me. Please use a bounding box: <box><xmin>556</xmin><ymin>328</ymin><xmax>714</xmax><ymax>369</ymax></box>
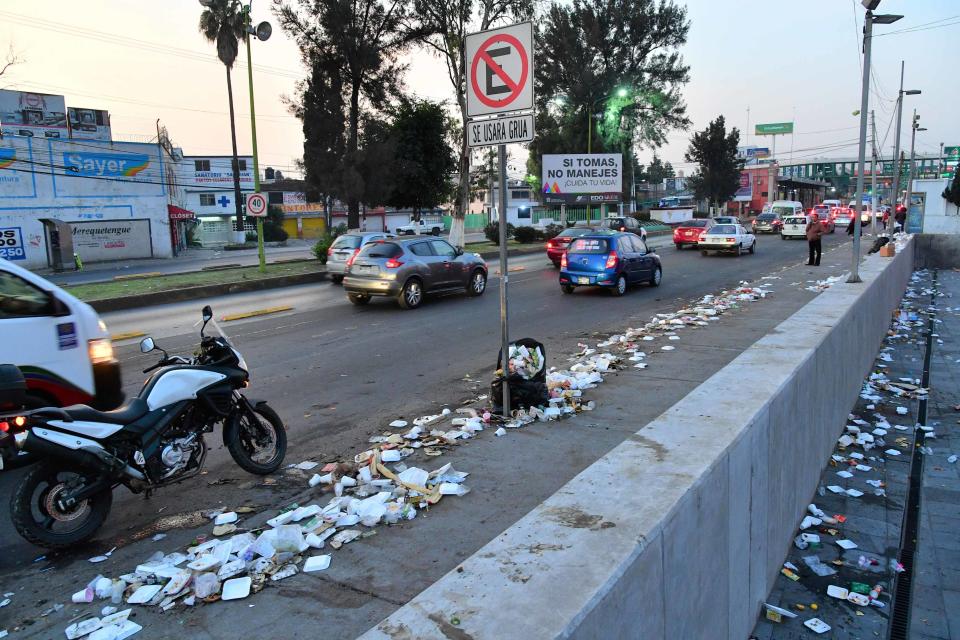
<box><xmin>22</xmin><ymin>432</ymin><xmax>126</xmax><ymax>475</ymax></box>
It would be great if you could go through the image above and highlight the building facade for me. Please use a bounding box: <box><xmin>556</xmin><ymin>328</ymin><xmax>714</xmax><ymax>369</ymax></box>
<box><xmin>0</xmin><ymin>133</ymin><xmax>174</xmax><ymax>269</ymax></box>
<box><xmin>177</xmin><ymin>155</ymin><xmax>254</xmax><ymax>246</ymax></box>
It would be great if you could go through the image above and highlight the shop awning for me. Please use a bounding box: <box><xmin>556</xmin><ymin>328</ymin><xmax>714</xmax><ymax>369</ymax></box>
<box><xmin>167</xmin><ymin>204</ymin><xmax>196</xmax><ymax>220</ymax></box>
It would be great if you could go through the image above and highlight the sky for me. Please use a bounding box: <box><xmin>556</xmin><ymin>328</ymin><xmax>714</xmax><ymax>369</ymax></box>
<box><xmin>1</xmin><ymin>0</ymin><xmax>957</xmax><ymax>181</ymax></box>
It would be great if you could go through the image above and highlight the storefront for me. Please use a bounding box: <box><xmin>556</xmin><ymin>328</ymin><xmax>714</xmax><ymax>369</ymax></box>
<box><xmin>166</xmin><ymin>204</ymin><xmax>196</xmax><ymax>256</ymax></box>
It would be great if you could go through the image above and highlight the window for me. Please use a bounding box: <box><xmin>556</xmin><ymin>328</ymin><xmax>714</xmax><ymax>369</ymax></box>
<box><xmin>517</xmin><ymin>207</ymin><xmax>531</xmax><ymax>219</ymax></box>
<box><xmin>237</xmin><ymin>159</ymin><xmax>247</xmax><ymax>171</ymax></box>
<box><xmin>194</xmin><ymin>159</ymin><xmax>211</xmax><ymax>172</ymax></box>
<box><xmin>268</xmin><ymin>192</ymin><xmax>283</xmax><ymax>205</ymax></box>
<box><xmin>568</xmin><ymin>238</ymin><xmax>609</xmax><ymax>254</ymax></box>
<box><xmin>511</xmin><ymin>190</ymin><xmax>530</xmax><ymax>199</ymax></box>
<box><xmin>634</xmin><ymin>237</ymin><xmax>649</xmax><ymax>254</ymax></box>
<box><xmin>711</xmin><ymin>225</ymin><xmax>737</xmax><ymax>234</ymax></box>
<box><xmin>332</xmin><ymin>235</ymin><xmax>362</xmax><ymax>250</ymax></box>
<box><xmin>409</xmin><ymin>242</ymin><xmax>434</xmax><ymax>257</ymax></box>
<box><xmin>199</xmin><ymin>193</ymin><xmax>216</xmax><ymax>206</ymax></box>
<box><xmin>358</xmin><ymin>242</ymin><xmax>401</xmax><ymax>258</ymax></box>
<box><xmin>0</xmin><ymin>271</ymin><xmax>54</xmax><ymax>318</ymax></box>
<box><xmin>430</xmin><ymin>240</ymin><xmax>457</xmax><ymax>258</ymax></box>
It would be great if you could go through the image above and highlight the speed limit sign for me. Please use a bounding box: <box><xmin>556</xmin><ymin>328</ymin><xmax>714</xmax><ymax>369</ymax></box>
<box><xmin>245</xmin><ymin>192</ymin><xmax>268</xmax><ymax>217</ymax></box>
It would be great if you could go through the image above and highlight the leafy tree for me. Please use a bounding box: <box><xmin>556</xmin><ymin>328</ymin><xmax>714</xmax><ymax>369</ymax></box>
<box><xmin>644</xmin><ymin>153</ymin><xmax>675</xmax><ymax>185</ymax></box>
<box><xmin>528</xmin><ymin>0</ymin><xmax>691</xmax><ymax>201</ymax></box>
<box><xmin>684</xmin><ymin>115</ymin><xmax>743</xmax><ymax>214</ymax></box>
<box><xmin>413</xmin><ymin>0</ymin><xmax>534</xmax><ymax>247</ymax></box>
<box><xmin>199</xmin><ymin>0</ymin><xmax>247</xmax><ymax>236</ymax></box>
<box><xmin>944</xmin><ymin>166</ymin><xmax>960</xmax><ymax>208</ymax></box>
<box><xmin>274</xmin><ymin>0</ymin><xmax>426</xmax><ymax>229</ymax></box>
<box><xmin>387</xmin><ymin>100</ymin><xmax>456</xmax><ymax>220</ymax></box>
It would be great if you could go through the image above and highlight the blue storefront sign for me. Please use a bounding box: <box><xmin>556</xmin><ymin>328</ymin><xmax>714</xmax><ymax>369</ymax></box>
<box><xmin>0</xmin><ymin>226</ymin><xmax>25</xmax><ymax>260</ymax></box>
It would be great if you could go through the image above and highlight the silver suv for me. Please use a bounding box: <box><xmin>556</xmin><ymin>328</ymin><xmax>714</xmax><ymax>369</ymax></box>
<box><xmin>327</xmin><ymin>232</ymin><xmax>395</xmax><ymax>284</ymax></box>
<box><xmin>343</xmin><ymin>237</ymin><xmax>488</xmax><ymax>309</ymax></box>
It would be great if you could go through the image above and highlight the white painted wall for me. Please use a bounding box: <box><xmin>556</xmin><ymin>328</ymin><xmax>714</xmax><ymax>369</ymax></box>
<box><xmin>0</xmin><ymin>134</ymin><xmax>173</xmax><ymax>269</ymax></box>
<box><xmin>914</xmin><ymin>178</ymin><xmax>960</xmax><ymax>234</ymax></box>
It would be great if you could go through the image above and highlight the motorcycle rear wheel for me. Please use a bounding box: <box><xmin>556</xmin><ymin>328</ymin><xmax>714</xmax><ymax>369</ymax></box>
<box><xmin>10</xmin><ymin>461</ymin><xmax>112</xmax><ymax>549</ymax></box>
<box><xmin>227</xmin><ymin>403</ymin><xmax>287</xmax><ymax>475</ymax></box>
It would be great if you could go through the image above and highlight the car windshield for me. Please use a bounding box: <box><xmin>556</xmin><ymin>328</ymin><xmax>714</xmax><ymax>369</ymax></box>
<box><xmin>358</xmin><ymin>241</ymin><xmax>402</xmax><ymax>259</ymax></box>
<box><xmin>714</xmin><ymin>217</ymin><xmax>735</xmax><ymax>223</ymax></box>
<box><xmin>709</xmin><ymin>225</ymin><xmax>737</xmax><ymax>234</ymax></box>
<box><xmin>814</xmin><ymin>206</ymin><xmax>829</xmax><ymax>212</ymax></box>
<box><xmin>756</xmin><ymin>214</ymin><xmax>775</xmax><ymax>221</ymax></box>
<box><xmin>332</xmin><ymin>235</ymin><xmax>362</xmax><ymax>250</ymax></box>
<box><xmin>681</xmin><ymin>220</ymin><xmax>709</xmax><ymax>228</ymax></box>
<box><xmin>772</xmin><ymin>206</ymin><xmax>796</xmax><ymax>215</ymax></box>
<box><xmin>568</xmin><ymin>238</ymin><xmax>610</xmax><ymax>254</ymax></box>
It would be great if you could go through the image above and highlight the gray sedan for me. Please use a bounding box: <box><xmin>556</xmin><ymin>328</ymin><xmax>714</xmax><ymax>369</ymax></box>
<box><xmin>343</xmin><ymin>237</ymin><xmax>487</xmax><ymax>309</ymax></box>
<box><xmin>327</xmin><ymin>232</ymin><xmax>395</xmax><ymax>283</ymax></box>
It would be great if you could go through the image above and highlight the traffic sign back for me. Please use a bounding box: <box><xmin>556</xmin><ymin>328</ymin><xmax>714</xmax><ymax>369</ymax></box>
<box><xmin>465</xmin><ymin>22</ymin><xmax>534</xmax><ymax>118</ymax></box>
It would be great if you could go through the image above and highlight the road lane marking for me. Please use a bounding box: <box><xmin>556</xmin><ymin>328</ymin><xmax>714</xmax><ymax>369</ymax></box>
<box><xmin>221</xmin><ymin>305</ymin><xmax>294</xmax><ymax>322</ymax></box>
<box><xmin>111</xmin><ymin>330</ymin><xmax>146</xmax><ymax>341</ymax></box>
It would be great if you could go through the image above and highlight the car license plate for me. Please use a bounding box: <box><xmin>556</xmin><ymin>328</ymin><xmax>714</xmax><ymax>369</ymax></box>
<box><xmin>354</xmin><ymin>265</ymin><xmax>372</xmax><ymax>274</ymax></box>
<box><xmin>577</xmin><ymin>277</ymin><xmax>590</xmax><ymax>285</ymax></box>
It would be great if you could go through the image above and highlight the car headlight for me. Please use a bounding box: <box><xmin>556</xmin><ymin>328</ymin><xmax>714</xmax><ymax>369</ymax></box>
<box><xmin>88</xmin><ymin>338</ymin><xmax>116</xmax><ymax>364</ymax></box>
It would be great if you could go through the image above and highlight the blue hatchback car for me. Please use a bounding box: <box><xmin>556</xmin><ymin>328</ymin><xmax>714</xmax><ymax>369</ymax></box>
<box><xmin>559</xmin><ymin>231</ymin><xmax>662</xmax><ymax>296</ymax></box>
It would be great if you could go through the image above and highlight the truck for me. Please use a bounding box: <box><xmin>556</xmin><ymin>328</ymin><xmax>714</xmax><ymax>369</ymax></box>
<box><xmin>394</xmin><ymin>219</ymin><xmax>444</xmax><ymax>236</ymax></box>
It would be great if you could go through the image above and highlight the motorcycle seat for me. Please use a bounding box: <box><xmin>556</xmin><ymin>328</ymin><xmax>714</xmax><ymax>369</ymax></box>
<box><xmin>63</xmin><ymin>399</ymin><xmax>150</xmax><ymax>424</ymax></box>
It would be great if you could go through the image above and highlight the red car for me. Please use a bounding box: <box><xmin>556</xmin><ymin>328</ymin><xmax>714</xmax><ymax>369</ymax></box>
<box><xmin>546</xmin><ymin>227</ymin><xmax>600</xmax><ymax>267</ymax></box>
<box><xmin>673</xmin><ymin>219</ymin><xmax>715</xmax><ymax>249</ymax></box>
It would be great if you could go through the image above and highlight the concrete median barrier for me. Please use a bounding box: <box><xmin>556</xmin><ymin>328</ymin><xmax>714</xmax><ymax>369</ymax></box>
<box><xmin>359</xmin><ymin>238</ymin><xmax>916</xmax><ymax>640</ymax></box>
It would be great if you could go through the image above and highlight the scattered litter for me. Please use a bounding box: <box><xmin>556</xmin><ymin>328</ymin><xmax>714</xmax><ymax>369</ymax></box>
<box><xmin>803</xmin><ymin>618</ymin><xmax>831</xmax><ymax>634</ymax></box>
<box><xmin>294</xmin><ymin>461</ymin><xmax>319</xmax><ymax>471</ymax></box>
<box><xmin>836</xmin><ymin>539</ymin><xmax>859</xmax><ymax>550</ymax></box>
<box><xmin>213</xmin><ymin>512</ymin><xmax>238</xmax><ymax>526</ymax></box>
<box><xmin>896</xmin><ymin>406</ymin><xmax>909</xmax><ymax>415</ymax></box>
<box><xmin>763</xmin><ymin>603</ymin><xmax>798</xmax><ymax>622</ymax></box>
<box><xmin>827</xmin><ymin>585</ymin><xmax>849</xmax><ymax>599</ymax></box>
<box><xmin>303</xmin><ymin>555</ymin><xmax>331</xmax><ymax>572</ymax></box>
<box><xmin>221</xmin><ymin>577</ymin><xmax>252</xmax><ymax>601</ymax></box>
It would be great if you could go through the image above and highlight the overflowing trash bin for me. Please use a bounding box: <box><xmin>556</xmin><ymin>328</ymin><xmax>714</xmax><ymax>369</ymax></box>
<box><xmin>492</xmin><ymin>338</ymin><xmax>549</xmax><ymax>414</ymax></box>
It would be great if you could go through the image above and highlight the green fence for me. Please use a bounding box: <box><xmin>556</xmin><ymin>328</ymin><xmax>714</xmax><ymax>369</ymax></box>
<box><xmin>441</xmin><ymin>213</ymin><xmax>487</xmax><ymax>231</ymax></box>
<box><xmin>532</xmin><ymin>207</ymin><xmax>608</xmax><ymax>226</ymax></box>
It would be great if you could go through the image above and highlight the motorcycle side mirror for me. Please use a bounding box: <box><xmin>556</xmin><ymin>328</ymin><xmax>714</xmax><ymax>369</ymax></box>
<box><xmin>202</xmin><ymin>306</ymin><xmax>213</xmax><ymax>322</ymax></box>
<box><xmin>139</xmin><ymin>337</ymin><xmax>156</xmax><ymax>353</ymax></box>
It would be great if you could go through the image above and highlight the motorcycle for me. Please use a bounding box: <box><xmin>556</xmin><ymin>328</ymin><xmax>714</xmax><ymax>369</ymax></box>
<box><xmin>6</xmin><ymin>305</ymin><xmax>287</xmax><ymax>549</ymax></box>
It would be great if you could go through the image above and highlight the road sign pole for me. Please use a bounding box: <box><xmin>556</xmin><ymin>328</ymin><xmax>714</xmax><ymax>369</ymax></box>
<box><xmin>498</xmin><ymin>143</ymin><xmax>510</xmax><ymax>418</ymax></box>
<box><xmin>848</xmin><ymin>10</ymin><xmax>873</xmax><ymax>284</ymax></box>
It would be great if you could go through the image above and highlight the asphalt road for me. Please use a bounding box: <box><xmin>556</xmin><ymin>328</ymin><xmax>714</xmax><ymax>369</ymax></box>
<box><xmin>0</xmin><ymin>232</ymin><xmax>854</xmax><ymax>636</ymax></box>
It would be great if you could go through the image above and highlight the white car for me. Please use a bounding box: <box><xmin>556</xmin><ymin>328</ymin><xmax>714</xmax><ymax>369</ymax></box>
<box><xmin>780</xmin><ymin>216</ymin><xmax>809</xmax><ymax>240</ymax></box>
<box><xmin>698</xmin><ymin>224</ymin><xmax>756</xmax><ymax>256</ymax></box>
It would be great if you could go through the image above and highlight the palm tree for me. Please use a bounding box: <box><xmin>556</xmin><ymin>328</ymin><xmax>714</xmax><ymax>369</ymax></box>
<box><xmin>199</xmin><ymin>0</ymin><xmax>247</xmax><ymax>239</ymax></box>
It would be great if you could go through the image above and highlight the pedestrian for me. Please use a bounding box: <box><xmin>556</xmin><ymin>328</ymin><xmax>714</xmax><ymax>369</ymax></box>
<box><xmin>847</xmin><ymin>216</ymin><xmax>856</xmax><ymax>236</ymax></box>
<box><xmin>806</xmin><ymin>213</ymin><xmax>825</xmax><ymax>266</ymax></box>
<box><xmin>894</xmin><ymin>205</ymin><xmax>906</xmax><ymax>233</ymax></box>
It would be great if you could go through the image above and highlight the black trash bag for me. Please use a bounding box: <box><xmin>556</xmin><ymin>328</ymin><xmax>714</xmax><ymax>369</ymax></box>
<box><xmin>867</xmin><ymin>236</ymin><xmax>890</xmax><ymax>255</ymax></box>
<box><xmin>491</xmin><ymin>338</ymin><xmax>549</xmax><ymax>414</ymax></box>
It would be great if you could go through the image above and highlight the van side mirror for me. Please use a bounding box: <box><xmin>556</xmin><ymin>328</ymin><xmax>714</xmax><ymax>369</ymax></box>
<box><xmin>202</xmin><ymin>305</ymin><xmax>213</xmax><ymax>322</ymax></box>
<box><xmin>139</xmin><ymin>337</ymin><xmax>155</xmax><ymax>353</ymax></box>
<box><xmin>454</xmin><ymin>247</ymin><xmax>463</xmax><ymax>257</ymax></box>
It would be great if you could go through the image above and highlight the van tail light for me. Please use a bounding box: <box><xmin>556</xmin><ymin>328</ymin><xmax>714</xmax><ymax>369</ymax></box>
<box><xmin>560</xmin><ymin>252</ymin><xmax>568</xmax><ymax>269</ymax></box>
<box><xmin>605</xmin><ymin>251</ymin><xmax>618</xmax><ymax>269</ymax></box>
<box><xmin>346</xmin><ymin>248</ymin><xmax>360</xmax><ymax>267</ymax></box>
<box><xmin>384</xmin><ymin>256</ymin><xmax>404</xmax><ymax>269</ymax></box>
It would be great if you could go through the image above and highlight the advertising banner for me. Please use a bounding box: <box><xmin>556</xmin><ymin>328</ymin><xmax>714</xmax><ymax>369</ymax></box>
<box><xmin>755</xmin><ymin>122</ymin><xmax>793</xmax><ymax>135</ymax></box>
<box><xmin>70</xmin><ymin>219</ymin><xmax>153</xmax><ymax>261</ymax></box>
<box><xmin>0</xmin><ymin>89</ymin><xmax>68</xmax><ymax>138</ymax></box>
<box><xmin>53</xmin><ymin>141</ymin><xmax>165</xmax><ymax>197</ymax></box>
<box><xmin>0</xmin><ymin>137</ymin><xmax>37</xmax><ymax>198</ymax></box>
<box><xmin>542</xmin><ymin>153</ymin><xmax>622</xmax><ymax>203</ymax></box>
<box><xmin>0</xmin><ymin>227</ymin><xmax>26</xmax><ymax>260</ymax></box>
<box><xmin>734</xmin><ymin>171</ymin><xmax>752</xmax><ymax>201</ymax></box>
<box><xmin>68</xmin><ymin>107</ymin><xmax>112</xmax><ymax>141</ymax></box>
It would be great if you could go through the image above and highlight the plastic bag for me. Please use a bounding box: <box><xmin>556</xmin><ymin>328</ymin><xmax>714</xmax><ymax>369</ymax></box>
<box><xmin>194</xmin><ymin>572</ymin><xmax>221</xmax><ymax>599</ymax></box>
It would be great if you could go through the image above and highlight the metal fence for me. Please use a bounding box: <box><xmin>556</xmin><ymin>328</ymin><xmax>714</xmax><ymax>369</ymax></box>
<box><xmin>440</xmin><ymin>213</ymin><xmax>488</xmax><ymax>231</ymax></box>
<box><xmin>532</xmin><ymin>207</ymin><xmax>608</xmax><ymax>226</ymax></box>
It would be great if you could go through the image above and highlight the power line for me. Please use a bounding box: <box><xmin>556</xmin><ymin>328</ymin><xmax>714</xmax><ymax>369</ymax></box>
<box><xmin>874</xmin><ymin>16</ymin><xmax>960</xmax><ymax>37</ymax></box>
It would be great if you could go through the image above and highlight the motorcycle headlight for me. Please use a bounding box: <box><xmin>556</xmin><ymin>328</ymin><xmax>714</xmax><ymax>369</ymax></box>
<box><xmin>88</xmin><ymin>339</ymin><xmax>116</xmax><ymax>364</ymax></box>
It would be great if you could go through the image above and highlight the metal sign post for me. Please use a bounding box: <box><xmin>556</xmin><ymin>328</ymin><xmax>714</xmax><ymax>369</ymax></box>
<box><xmin>464</xmin><ymin>21</ymin><xmax>534</xmax><ymax>418</ymax></box>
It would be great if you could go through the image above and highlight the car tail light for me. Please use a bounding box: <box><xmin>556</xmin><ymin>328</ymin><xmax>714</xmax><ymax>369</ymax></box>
<box><xmin>619</xmin><ymin>226</ymin><xmax>626</xmax><ymax>232</ymax></box>
<box><xmin>0</xmin><ymin>421</ymin><xmax>7</xmax><ymax>433</ymax></box>
<box><xmin>385</xmin><ymin>256</ymin><xmax>404</xmax><ymax>269</ymax></box>
<box><xmin>604</xmin><ymin>252</ymin><xmax>618</xmax><ymax>269</ymax></box>
<box><xmin>561</xmin><ymin>252</ymin><xmax>568</xmax><ymax>269</ymax></box>
<box><xmin>346</xmin><ymin>248</ymin><xmax>360</xmax><ymax>266</ymax></box>
<box><xmin>726</xmin><ymin>238</ymin><xmax>735</xmax><ymax>243</ymax></box>
<box><xmin>547</xmin><ymin>240</ymin><xmax>556</xmax><ymax>248</ymax></box>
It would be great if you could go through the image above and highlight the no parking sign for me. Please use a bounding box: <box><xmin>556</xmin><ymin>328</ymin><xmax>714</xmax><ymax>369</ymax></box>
<box><xmin>465</xmin><ymin>22</ymin><xmax>534</xmax><ymax>118</ymax></box>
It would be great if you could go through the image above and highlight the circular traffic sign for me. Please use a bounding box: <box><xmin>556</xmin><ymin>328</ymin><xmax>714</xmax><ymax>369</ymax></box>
<box><xmin>246</xmin><ymin>192</ymin><xmax>267</xmax><ymax>216</ymax></box>
<box><xmin>470</xmin><ymin>33</ymin><xmax>529</xmax><ymax>110</ymax></box>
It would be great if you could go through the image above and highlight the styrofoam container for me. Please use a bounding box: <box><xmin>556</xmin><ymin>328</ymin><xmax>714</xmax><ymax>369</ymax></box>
<box><xmin>221</xmin><ymin>577</ymin><xmax>252</xmax><ymax>601</ymax></box>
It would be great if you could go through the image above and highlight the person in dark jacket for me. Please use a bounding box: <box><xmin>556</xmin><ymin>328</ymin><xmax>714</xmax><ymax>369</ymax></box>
<box><xmin>894</xmin><ymin>205</ymin><xmax>907</xmax><ymax>232</ymax></box>
<box><xmin>807</xmin><ymin>213</ymin><xmax>826</xmax><ymax>266</ymax></box>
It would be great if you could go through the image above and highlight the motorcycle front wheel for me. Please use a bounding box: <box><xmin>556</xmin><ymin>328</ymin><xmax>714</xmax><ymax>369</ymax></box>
<box><xmin>226</xmin><ymin>403</ymin><xmax>287</xmax><ymax>475</ymax></box>
<box><xmin>10</xmin><ymin>461</ymin><xmax>112</xmax><ymax>549</ymax></box>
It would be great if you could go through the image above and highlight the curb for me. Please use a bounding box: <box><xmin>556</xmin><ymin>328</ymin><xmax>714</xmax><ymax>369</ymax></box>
<box><xmin>87</xmin><ymin>270</ymin><xmax>328</xmax><ymax>314</ymax></box>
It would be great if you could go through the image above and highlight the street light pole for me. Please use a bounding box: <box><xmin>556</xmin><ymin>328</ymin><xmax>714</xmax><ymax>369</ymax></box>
<box><xmin>244</xmin><ymin>4</ymin><xmax>266</xmax><ymax>272</ymax></box>
<box><xmin>848</xmin><ymin>7</ymin><xmax>902</xmax><ymax>283</ymax></box>
<box><xmin>890</xmin><ymin>61</ymin><xmax>905</xmax><ymax>212</ymax></box>
<box><xmin>904</xmin><ymin>110</ymin><xmax>925</xmax><ymax>233</ymax></box>
<box><xmin>870</xmin><ymin>110</ymin><xmax>878</xmax><ymax>233</ymax></box>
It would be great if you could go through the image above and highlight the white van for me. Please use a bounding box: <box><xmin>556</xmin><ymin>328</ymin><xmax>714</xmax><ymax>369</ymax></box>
<box><xmin>0</xmin><ymin>258</ymin><xmax>122</xmax><ymax>410</ymax></box>
<box><xmin>769</xmin><ymin>200</ymin><xmax>806</xmax><ymax>219</ymax></box>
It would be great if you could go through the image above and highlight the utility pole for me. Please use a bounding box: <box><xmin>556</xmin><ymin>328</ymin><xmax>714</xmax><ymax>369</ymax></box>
<box><xmin>870</xmin><ymin>110</ymin><xmax>879</xmax><ymax>233</ymax></box>
<box><xmin>890</xmin><ymin>62</ymin><xmax>905</xmax><ymax>211</ymax></box>
<box><xmin>848</xmin><ymin>11</ymin><xmax>873</xmax><ymax>284</ymax></box>
<box><xmin>904</xmin><ymin>109</ymin><xmax>923</xmax><ymax>233</ymax></box>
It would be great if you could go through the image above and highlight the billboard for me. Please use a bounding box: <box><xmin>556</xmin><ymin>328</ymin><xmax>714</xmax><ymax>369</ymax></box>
<box><xmin>68</xmin><ymin>107</ymin><xmax>112</xmax><ymax>141</ymax></box>
<box><xmin>734</xmin><ymin>171</ymin><xmax>752</xmax><ymax>201</ymax></box>
<box><xmin>755</xmin><ymin>122</ymin><xmax>793</xmax><ymax>135</ymax></box>
<box><xmin>542</xmin><ymin>153</ymin><xmax>622</xmax><ymax>204</ymax></box>
<box><xmin>0</xmin><ymin>89</ymin><xmax>68</xmax><ymax>138</ymax></box>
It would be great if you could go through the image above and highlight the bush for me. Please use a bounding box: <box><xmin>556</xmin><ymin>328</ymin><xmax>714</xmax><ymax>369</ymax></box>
<box><xmin>331</xmin><ymin>223</ymin><xmax>348</xmax><ymax>238</ymax></box>
<box><xmin>312</xmin><ymin>235</ymin><xmax>333</xmax><ymax>264</ymax></box>
<box><xmin>543</xmin><ymin>223</ymin><xmax>564</xmax><ymax>239</ymax></box>
<box><xmin>513</xmin><ymin>226</ymin><xmax>541</xmax><ymax>243</ymax></box>
<box><xmin>484</xmin><ymin>222</ymin><xmax>515</xmax><ymax>245</ymax></box>
<box><xmin>637</xmin><ymin>211</ymin><xmax>652</xmax><ymax>221</ymax></box>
